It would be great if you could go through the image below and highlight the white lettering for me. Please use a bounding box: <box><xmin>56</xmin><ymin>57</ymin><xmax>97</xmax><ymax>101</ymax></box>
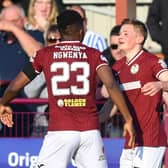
<box><xmin>8</xmin><ymin>152</ymin><xmax>18</xmax><ymax>166</ymax></box>
<box><xmin>53</xmin><ymin>51</ymin><xmax>88</xmax><ymax>59</ymax></box>
<box><xmin>8</xmin><ymin>152</ymin><xmax>38</xmax><ymax>167</ymax></box>
<box><xmin>56</xmin><ymin>45</ymin><xmax>85</xmax><ymax>51</ymax></box>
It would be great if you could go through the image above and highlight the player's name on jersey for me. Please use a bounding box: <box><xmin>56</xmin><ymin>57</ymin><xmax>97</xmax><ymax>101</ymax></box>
<box><xmin>57</xmin><ymin>98</ymin><xmax>86</xmax><ymax>107</ymax></box>
<box><xmin>53</xmin><ymin>51</ymin><xmax>87</xmax><ymax>59</ymax></box>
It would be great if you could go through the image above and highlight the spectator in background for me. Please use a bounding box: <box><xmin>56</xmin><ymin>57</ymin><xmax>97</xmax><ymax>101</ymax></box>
<box><xmin>146</xmin><ymin>0</ymin><xmax>168</xmax><ymax>63</ymax></box>
<box><xmin>24</xmin><ymin>24</ymin><xmax>61</xmax><ymax>137</ymax></box>
<box><xmin>0</xmin><ymin>4</ymin><xmax>44</xmax><ymax>136</ymax></box>
<box><xmin>0</xmin><ymin>0</ymin><xmax>14</xmax><ymax>9</ymax></box>
<box><xmin>0</xmin><ymin>0</ymin><xmax>19</xmax><ymax>13</ymax></box>
<box><xmin>102</xmin><ymin>25</ymin><xmax>123</xmax><ymax>66</ymax></box>
<box><xmin>0</xmin><ymin>4</ymin><xmax>44</xmax><ymax>94</ymax></box>
<box><xmin>99</xmin><ymin>25</ymin><xmax>123</xmax><ymax>101</ymax></box>
<box><xmin>45</xmin><ymin>23</ymin><xmax>61</xmax><ymax>46</ymax></box>
<box><xmin>70</xmin><ymin>5</ymin><xmax>107</xmax><ymax>52</ymax></box>
<box><xmin>99</xmin><ymin>25</ymin><xmax>124</xmax><ymax>137</ymax></box>
<box><xmin>25</xmin><ymin>0</ymin><xmax>59</xmax><ymax>33</ymax></box>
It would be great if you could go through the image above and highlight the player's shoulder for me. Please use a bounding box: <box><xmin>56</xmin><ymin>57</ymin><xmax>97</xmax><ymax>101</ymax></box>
<box><xmin>32</xmin><ymin>45</ymin><xmax>54</xmax><ymax>60</ymax></box>
<box><xmin>142</xmin><ymin>49</ymin><xmax>167</xmax><ymax>68</ymax></box>
<box><xmin>142</xmin><ymin>50</ymin><xmax>164</xmax><ymax>62</ymax></box>
<box><xmin>142</xmin><ymin>49</ymin><xmax>159</xmax><ymax>60</ymax></box>
<box><xmin>38</xmin><ymin>45</ymin><xmax>54</xmax><ymax>53</ymax></box>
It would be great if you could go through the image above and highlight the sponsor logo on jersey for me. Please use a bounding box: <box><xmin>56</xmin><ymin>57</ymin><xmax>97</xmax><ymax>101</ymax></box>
<box><xmin>57</xmin><ymin>98</ymin><xmax>86</xmax><ymax>107</ymax></box>
<box><xmin>57</xmin><ymin>99</ymin><xmax>64</xmax><ymax>107</ymax></box>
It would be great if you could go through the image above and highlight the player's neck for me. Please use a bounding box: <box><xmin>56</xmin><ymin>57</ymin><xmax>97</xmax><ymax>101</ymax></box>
<box><xmin>62</xmin><ymin>35</ymin><xmax>81</xmax><ymax>41</ymax></box>
<box><xmin>125</xmin><ymin>47</ymin><xmax>142</xmax><ymax>62</ymax></box>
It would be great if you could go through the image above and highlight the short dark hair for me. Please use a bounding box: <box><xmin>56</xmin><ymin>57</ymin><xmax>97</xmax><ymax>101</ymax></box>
<box><xmin>57</xmin><ymin>10</ymin><xmax>83</xmax><ymax>35</ymax></box>
<box><xmin>110</xmin><ymin>25</ymin><xmax>121</xmax><ymax>36</ymax></box>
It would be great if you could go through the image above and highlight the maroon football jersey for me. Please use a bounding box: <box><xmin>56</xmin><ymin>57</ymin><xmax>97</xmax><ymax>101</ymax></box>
<box><xmin>113</xmin><ymin>50</ymin><xmax>168</xmax><ymax>148</ymax></box>
<box><xmin>31</xmin><ymin>41</ymin><xmax>108</xmax><ymax>131</ymax></box>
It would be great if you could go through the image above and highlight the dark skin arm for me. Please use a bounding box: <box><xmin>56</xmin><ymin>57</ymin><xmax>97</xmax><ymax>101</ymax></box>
<box><xmin>0</xmin><ymin>72</ymin><xmax>31</xmax><ymax>127</ymax></box>
<box><xmin>97</xmin><ymin>65</ymin><xmax>135</xmax><ymax>147</ymax></box>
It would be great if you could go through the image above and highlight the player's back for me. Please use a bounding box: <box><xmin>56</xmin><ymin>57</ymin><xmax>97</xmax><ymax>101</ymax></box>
<box><xmin>32</xmin><ymin>41</ymin><xmax>108</xmax><ymax>131</ymax></box>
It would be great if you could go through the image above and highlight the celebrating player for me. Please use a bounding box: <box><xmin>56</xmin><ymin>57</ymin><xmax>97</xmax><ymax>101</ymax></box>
<box><xmin>0</xmin><ymin>10</ymin><xmax>135</xmax><ymax>167</ymax></box>
<box><xmin>113</xmin><ymin>18</ymin><xmax>168</xmax><ymax>168</ymax></box>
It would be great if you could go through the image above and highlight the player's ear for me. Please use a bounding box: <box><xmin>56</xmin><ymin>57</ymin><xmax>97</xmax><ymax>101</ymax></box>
<box><xmin>79</xmin><ymin>28</ymin><xmax>84</xmax><ymax>42</ymax></box>
<box><xmin>136</xmin><ymin>34</ymin><xmax>144</xmax><ymax>45</ymax></box>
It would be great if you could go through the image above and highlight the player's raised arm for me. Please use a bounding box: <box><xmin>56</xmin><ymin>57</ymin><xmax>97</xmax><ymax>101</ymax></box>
<box><xmin>97</xmin><ymin>65</ymin><xmax>135</xmax><ymax>147</ymax></box>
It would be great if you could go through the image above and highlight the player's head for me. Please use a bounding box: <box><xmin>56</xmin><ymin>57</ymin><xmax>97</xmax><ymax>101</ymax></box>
<box><xmin>70</xmin><ymin>5</ymin><xmax>86</xmax><ymax>20</ymax></box>
<box><xmin>69</xmin><ymin>5</ymin><xmax>87</xmax><ymax>32</ymax></box>
<box><xmin>57</xmin><ymin>10</ymin><xmax>84</xmax><ymax>42</ymax></box>
<box><xmin>120</xmin><ymin>18</ymin><xmax>148</xmax><ymax>45</ymax></box>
